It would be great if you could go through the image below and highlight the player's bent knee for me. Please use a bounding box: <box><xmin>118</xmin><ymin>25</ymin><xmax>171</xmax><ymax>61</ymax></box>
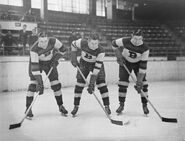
<box><xmin>143</xmin><ymin>84</ymin><xmax>148</xmax><ymax>92</ymax></box>
<box><xmin>51</xmin><ymin>83</ymin><xmax>61</xmax><ymax>92</ymax></box>
<box><xmin>75</xmin><ymin>85</ymin><xmax>84</xmax><ymax>93</ymax></box>
<box><xmin>118</xmin><ymin>85</ymin><xmax>128</xmax><ymax>93</ymax></box>
<box><xmin>98</xmin><ymin>86</ymin><xmax>108</xmax><ymax>94</ymax></box>
<box><xmin>28</xmin><ymin>84</ymin><xmax>36</xmax><ymax>92</ymax></box>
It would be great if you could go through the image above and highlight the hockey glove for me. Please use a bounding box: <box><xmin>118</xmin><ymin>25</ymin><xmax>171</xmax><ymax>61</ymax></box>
<box><xmin>134</xmin><ymin>81</ymin><xmax>143</xmax><ymax>93</ymax></box>
<box><xmin>71</xmin><ymin>51</ymin><xmax>79</xmax><ymax>67</ymax></box>
<box><xmin>35</xmin><ymin>75</ymin><xmax>44</xmax><ymax>95</ymax></box>
<box><xmin>87</xmin><ymin>74</ymin><xmax>97</xmax><ymax>94</ymax></box>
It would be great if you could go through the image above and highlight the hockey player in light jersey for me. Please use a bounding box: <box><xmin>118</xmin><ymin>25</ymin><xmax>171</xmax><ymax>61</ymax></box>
<box><xmin>70</xmin><ymin>32</ymin><xmax>111</xmax><ymax>116</ymax></box>
<box><xmin>112</xmin><ymin>29</ymin><xmax>150</xmax><ymax>115</ymax></box>
<box><xmin>25</xmin><ymin>32</ymin><xmax>68</xmax><ymax>119</ymax></box>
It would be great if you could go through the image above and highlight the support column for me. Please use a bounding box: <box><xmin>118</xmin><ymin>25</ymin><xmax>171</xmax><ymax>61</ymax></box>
<box><xmin>89</xmin><ymin>0</ymin><xmax>96</xmax><ymax>16</ymax></box>
<box><xmin>40</xmin><ymin>0</ymin><xmax>48</xmax><ymax>21</ymax></box>
<box><xmin>23</xmin><ymin>0</ymin><xmax>31</xmax><ymax>13</ymax></box>
<box><xmin>106</xmin><ymin>0</ymin><xmax>113</xmax><ymax>20</ymax></box>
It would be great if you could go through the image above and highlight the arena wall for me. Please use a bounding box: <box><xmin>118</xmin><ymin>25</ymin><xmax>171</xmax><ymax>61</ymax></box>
<box><xmin>0</xmin><ymin>56</ymin><xmax>185</xmax><ymax>92</ymax></box>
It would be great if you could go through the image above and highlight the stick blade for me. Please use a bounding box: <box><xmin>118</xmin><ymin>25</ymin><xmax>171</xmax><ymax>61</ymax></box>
<box><xmin>111</xmin><ymin>119</ymin><xmax>123</xmax><ymax>126</ymax></box>
<box><xmin>162</xmin><ymin>117</ymin><xmax>178</xmax><ymax>123</ymax></box>
<box><xmin>9</xmin><ymin>123</ymin><xmax>21</xmax><ymax>130</ymax></box>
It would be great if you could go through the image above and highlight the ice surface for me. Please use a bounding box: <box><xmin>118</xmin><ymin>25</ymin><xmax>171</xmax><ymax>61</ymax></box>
<box><xmin>0</xmin><ymin>81</ymin><xmax>185</xmax><ymax>141</ymax></box>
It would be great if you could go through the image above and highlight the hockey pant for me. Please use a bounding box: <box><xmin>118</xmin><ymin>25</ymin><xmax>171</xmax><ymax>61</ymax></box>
<box><xmin>26</xmin><ymin>60</ymin><xmax>63</xmax><ymax>109</ymax></box>
<box><xmin>118</xmin><ymin>61</ymin><xmax>148</xmax><ymax>104</ymax></box>
<box><xmin>73</xmin><ymin>59</ymin><xmax>110</xmax><ymax>106</ymax></box>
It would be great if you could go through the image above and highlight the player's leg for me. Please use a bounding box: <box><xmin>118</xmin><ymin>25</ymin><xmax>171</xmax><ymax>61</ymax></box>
<box><xmin>71</xmin><ymin>64</ymin><xmax>90</xmax><ymax>116</ymax></box>
<box><xmin>116</xmin><ymin>65</ymin><xmax>131</xmax><ymax>114</ymax></box>
<box><xmin>46</xmin><ymin>65</ymin><xmax>68</xmax><ymax>115</ymax></box>
<box><xmin>96</xmin><ymin>65</ymin><xmax>111</xmax><ymax>115</ymax></box>
<box><xmin>133</xmin><ymin>66</ymin><xmax>149</xmax><ymax>115</ymax></box>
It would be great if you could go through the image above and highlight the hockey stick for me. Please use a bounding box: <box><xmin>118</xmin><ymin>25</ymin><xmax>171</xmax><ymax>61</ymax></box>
<box><xmin>122</xmin><ymin>64</ymin><xmax>177</xmax><ymax>123</ymax></box>
<box><xmin>76</xmin><ymin>66</ymin><xmax>125</xmax><ymax>126</ymax></box>
<box><xmin>9</xmin><ymin>67</ymin><xmax>53</xmax><ymax>130</ymax></box>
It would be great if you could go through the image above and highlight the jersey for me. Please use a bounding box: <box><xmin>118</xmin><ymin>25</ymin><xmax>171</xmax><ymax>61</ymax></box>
<box><xmin>71</xmin><ymin>38</ymin><xmax>105</xmax><ymax>75</ymax></box>
<box><xmin>30</xmin><ymin>37</ymin><xmax>66</xmax><ymax>76</ymax></box>
<box><xmin>112</xmin><ymin>37</ymin><xmax>149</xmax><ymax>73</ymax></box>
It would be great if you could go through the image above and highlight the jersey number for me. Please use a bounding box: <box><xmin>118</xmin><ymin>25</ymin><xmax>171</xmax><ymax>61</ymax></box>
<box><xmin>129</xmin><ymin>51</ymin><xmax>137</xmax><ymax>58</ymax></box>
<box><xmin>84</xmin><ymin>53</ymin><xmax>92</xmax><ymax>59</ymax></box>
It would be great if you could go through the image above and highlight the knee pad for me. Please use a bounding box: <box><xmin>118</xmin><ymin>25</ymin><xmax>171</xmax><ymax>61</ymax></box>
<box><xmin>28</xmin><ymin>83</ymin><xmax>36</xmax><ymax>92</ymax></box>
<box><xmin>119</xmin><ymin>85</ymin><xmax>128</xmax><ymax>93</ymax></box>
<box><xmin>74</xmin><ymin>85</ymin><xmax>84</xmax><ymax>93</ymax></box>
<box><xmin>143</xmin><ymin>84</ymin><xmax>148</xmax><ymax>93</ymax></box>
<box><xmin>141</xmin><ymin>97</ymin><xmax>148</xmax><ymax>103</ymax></box>
<box><xmin>97</xmin><ymin>80</ymin><xmax>108</xmax><ymax>94</ymax></box>
<box><xmin>51</xmin><ymin>83</ymin><xmax>61</xmax><ymax>92</ymax></box>
<box><xmin>98</xmin><ymin>86</ymin><xmax>108</xmax><ymax>94</ymax></box>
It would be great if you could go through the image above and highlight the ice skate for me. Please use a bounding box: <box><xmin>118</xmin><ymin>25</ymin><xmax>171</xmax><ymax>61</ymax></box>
<box><xmin>71</xmin><ymin>105</ymin><xmax>79</xmax><ymax>116</ymax></box>
<box><xmin>142</xmin><ymin>103</ymin><xmax>149</xmax><ymax>115</ymax></box>
<box><xmin>59</xmin><ymin>105</ymin><xmax>68</xmax><ymax>116</ymax></box>
<box><xmin>116</xmin><ymin>102</ymin><xmax>124</xmax><ymax>114</ymax></box>
<box><xmin>25</xmin><ymin>108</ymin><xmax>34</xmax><ymax>120</ymax></box>
<box><xmin>104</xmin><ymin>105</ymin><xmax>111</xmax><ymax>115</ymax></box>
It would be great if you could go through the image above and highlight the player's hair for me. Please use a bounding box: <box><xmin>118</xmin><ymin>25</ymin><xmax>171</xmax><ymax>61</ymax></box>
<box><xmin>38</xmin><ymin>32</ymin><xmax>46</xmax><ymax>37</ymax></box>
<box><xmin>89</xmin><ymin>32</ymin><xmax>99</xmax><ymax>40</ymax></box>
<box><xmin>132</xmin><ymin>29</ymin><xmax>143</xmax><ymax>36</ymax></box>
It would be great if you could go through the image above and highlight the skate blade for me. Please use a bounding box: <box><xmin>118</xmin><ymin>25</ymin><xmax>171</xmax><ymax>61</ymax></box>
<box><xmin>72</xmin><ymin>114</ymin><xmax>77</xmax><ymax>118</ymax></box>
<box><xmin>117</xmin><ymin>112</ymin><xmax>123</xmax><ymax>116</ymax></box>
<box><xmin>123</xmin><ymin>119</ymin><xmax>130</xmax><ymax>125</ymax></box>
<box><xmin>144</xmin><ymin>114</ymin><xmax>149</xmax><ymax>117</ymax></box>
<box><xmin>26</xmin><ymin>116</ymin><xmax>33</xmax><ymax>120</ymax></box>
<box><xmin>61</xmin><ymin>113</ymin><xmax>68</xmax><ymax>117</ymax></box>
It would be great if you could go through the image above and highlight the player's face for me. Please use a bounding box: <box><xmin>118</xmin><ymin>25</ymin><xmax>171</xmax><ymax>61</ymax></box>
<box><xmin>38</xmin><ymin>37</ymin><xmax>48</xmax><ymax>49</ymax></box>
<box><xmin>131</xmin><ymin>35</ymin><xmax>143</xmax><ymax>46</ymax></box>
<box><xmin>88</xmin><ymin>39</ymin><xmax>99</xmax><ymax>50</ymax></box>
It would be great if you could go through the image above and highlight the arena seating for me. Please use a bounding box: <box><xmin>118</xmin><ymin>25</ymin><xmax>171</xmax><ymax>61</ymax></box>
<box><xmin>1</xmin><ymin>18</ymin><xmax>184</xmax><ymax>58</ymax></box>
<box><xmin>37</xmin><ymin>20</ymin><xmax>185</xmax><ymax>58</ymax></box>
<box><xmin>168</xmin><ymin>21</ymin><xmax>185</xmax><ymax>40</ymax></box>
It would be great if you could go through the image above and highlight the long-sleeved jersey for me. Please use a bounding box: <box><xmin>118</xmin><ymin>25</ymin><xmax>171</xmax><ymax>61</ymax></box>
<box><xmin>71</xmin><ymin>38</ymin><xmax>105</xmax><ymax>75</ymax></box>
<box><xmin>112</xmin><ymin>37</ymin><xmax>149</xmax><ymax>73</ymax></box>
<box><xmin>30</xmin><ymin>37</ymin><xmax>66</xmax><ymax>76</ymax></box>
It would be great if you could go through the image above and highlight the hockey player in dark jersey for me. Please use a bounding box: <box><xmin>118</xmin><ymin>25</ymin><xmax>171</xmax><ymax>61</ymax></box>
<box><xmin>25</xmin><ymin>32</ymin><xmax>68</xmax><ymax>119</ymax></box>
<box><xmin>70</xmin><ymin>32</ymin><xmax>111</xmax><ymax>116</ymax></box>
<box><xmin>112</xmin><ymin>29</ymin><xmax>150</xmax><ymax>115</ymax></box>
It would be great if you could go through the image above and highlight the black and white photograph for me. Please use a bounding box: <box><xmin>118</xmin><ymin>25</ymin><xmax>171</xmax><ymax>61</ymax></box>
<box><xmin>0</xmin><ymin>0</ymin><xmax>185</xmax><ymax>141</ymax></box>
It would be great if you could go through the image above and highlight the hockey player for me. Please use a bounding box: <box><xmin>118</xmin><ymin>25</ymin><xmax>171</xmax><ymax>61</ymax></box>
<box><xmin>70</xmin><ymin>32</ymin><xmax>111</xmax><ymax>116</ymax></box>
<box><xmin>25</xmin><ymin>32</ymin><xmax>68</xmax><ymax>119</ymax></box>
<box><xmin>112</xmin><ymin>29</ymin><xmax>150</xmax><ymax>115</ymax></box>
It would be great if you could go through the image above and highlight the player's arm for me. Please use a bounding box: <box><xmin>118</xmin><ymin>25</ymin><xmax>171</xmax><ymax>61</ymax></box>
<box><xmin>111</xmin><ymin>37</ymin><xmax>124</xmax><ymax>49</ymax></box>
<box><xmin>30</xmin><ymin>50</ymin><xmax>40</xmax><ymax>76</ymax></box>
<box><xmin>87</xmin><ymin>52</ymin><xmax>105</xmax><ymax>94</ymax></box>
<box><xmin>54</xmin><ymin>38</ymin><xmax>67</xmax><ymax>55</ymax></box>
<box><xmin>30</xmin><ymin>50</ymin><xmax>44</xmax><ymax>95</ymax></box>
<box><xmin>70</xmin><ymin>38</ymin><xmax>82</xmax><ymax>67</ymax></box>
<box><xmin>50</xmin><ymin>38</ymin><xmax>67</xmax><ymax>67</ymax></box>
<box><xmin>139</xmin><ymin>49</ymin><xmax>150</xmax><ymax>75</ymax></box>
<box><xmin>135</xmin><ymin>49</ymin><xmax>150</xmax><ymax>93</ymax></box>
<box><xmin>112</xmin><ymin>38</ymin><xmax>125</xmax><ymax>66</ymax></box>
<box><xmin>92</xmin><ymin>52</ymin><xmax>105</xmax><ymax>75</ymax></box>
